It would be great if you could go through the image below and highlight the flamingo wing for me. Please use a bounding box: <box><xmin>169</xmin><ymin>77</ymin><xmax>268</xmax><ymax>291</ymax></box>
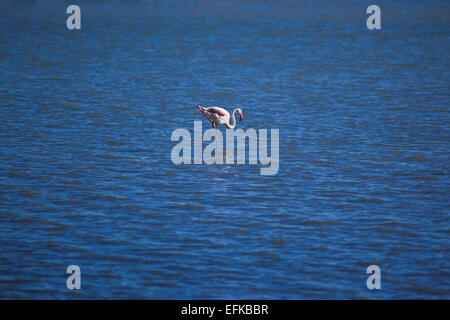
<box><xmin>206</xmin><ymin>107</ymin><xmax>226</xmax><ymax>117</ymax></box>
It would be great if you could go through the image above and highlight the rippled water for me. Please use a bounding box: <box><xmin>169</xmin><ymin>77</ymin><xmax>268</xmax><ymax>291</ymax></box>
<box><xmin>0</xmin><ymin>0</ymin><xmax>449</xmax><ymax>299</ymax></box>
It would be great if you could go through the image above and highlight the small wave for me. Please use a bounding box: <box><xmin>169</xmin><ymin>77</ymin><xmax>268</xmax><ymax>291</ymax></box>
<box><xmin>303</xmin><ymin>220</ymin><xmax>343</xmax><ymax>226</ymax></box>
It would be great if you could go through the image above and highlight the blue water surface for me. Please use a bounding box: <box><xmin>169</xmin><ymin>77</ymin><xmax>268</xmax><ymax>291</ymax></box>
<box><xmin>0</xmin><ymin>0</ymin><xmax>449</xmax><ymax>299</ymax></box>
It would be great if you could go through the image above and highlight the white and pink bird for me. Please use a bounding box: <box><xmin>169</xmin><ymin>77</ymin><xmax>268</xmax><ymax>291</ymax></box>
<box><xmin>197</xmin><ymin>105</ymin><xmax>244</xmax><ymax>129</ymax></box>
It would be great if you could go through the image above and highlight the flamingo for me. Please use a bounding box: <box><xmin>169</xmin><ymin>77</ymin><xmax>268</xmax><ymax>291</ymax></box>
<box><xmin>197</xmin><ymin>105</ymin><xmax>244</xmax><ymax>129</ymax></box>
<box><xmin>197</xmin><ymin>105</ymin><xmax>244</xmax><ymax>151</ymax></box>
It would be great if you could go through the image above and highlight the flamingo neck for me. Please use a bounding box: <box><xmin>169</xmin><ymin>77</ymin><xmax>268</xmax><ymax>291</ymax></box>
<box><xmin>225</xmin><ymin>109</ymin><xmax>237</xmax><ymax>129</ymax></box>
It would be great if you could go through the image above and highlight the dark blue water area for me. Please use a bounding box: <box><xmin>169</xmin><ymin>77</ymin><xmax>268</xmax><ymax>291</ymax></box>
<box><xmin>0</xmin><ymin>0</ymin><xmax>449</xmax><ymax>299</ymax></box>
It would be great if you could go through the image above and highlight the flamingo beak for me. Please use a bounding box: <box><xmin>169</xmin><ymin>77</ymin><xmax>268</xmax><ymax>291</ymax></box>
<box><xmin>239</xmin><ymin>113</ymin><xmax>243</xmax><ymax>121</ymax></box>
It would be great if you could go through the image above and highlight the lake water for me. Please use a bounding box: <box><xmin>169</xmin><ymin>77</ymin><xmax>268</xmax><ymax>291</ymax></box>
<box><xmin>0</xmin><ymin>0</ymin><xmax>449</xmax><ymax>299</ymax></box>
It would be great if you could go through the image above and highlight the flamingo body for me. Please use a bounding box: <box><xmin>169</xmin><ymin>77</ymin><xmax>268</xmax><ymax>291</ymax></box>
<box><xmin>197</xmin><ymin>105</ymin><xmax>243</xmax><ymax>129</ymax></box>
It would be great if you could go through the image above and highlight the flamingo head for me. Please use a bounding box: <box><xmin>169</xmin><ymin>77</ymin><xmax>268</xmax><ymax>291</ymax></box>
<box><xmin>196</xmin><ymin>104</ymin><xmax>203</xmax><ymax>110</ymax></box>
<box><xmin>236</xmin><ymin>108</ymin><xmax>243</xmax><ymax>122</ymax></box>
